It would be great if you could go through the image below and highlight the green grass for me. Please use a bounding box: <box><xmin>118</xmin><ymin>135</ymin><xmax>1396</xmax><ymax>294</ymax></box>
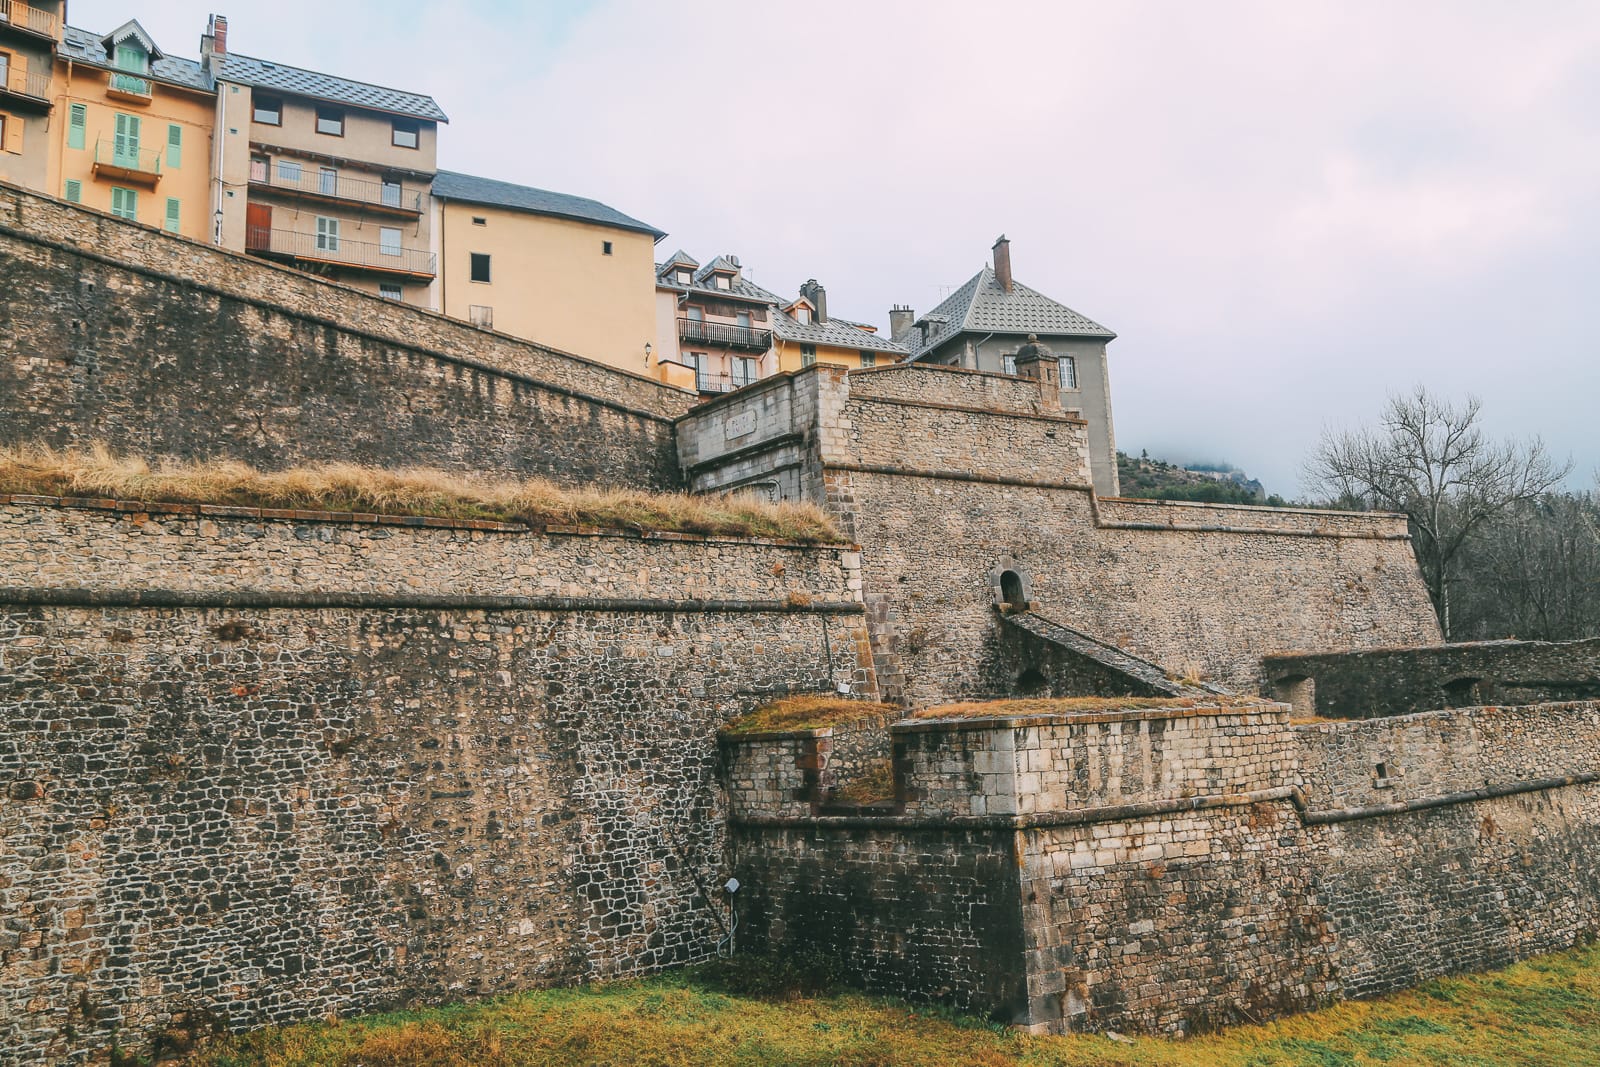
<box><xmin>192</xmin><ymin>941</ymin><xmax>1600</xmax><ymax>1066</ymax></box>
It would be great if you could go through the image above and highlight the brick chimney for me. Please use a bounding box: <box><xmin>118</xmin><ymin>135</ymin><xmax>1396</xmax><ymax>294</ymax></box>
<box><xmin>201</xmin><ymin>14</ymin><xmax>227</xmax><ymax>72</ymax></box>
<box><xmin>993</xmin><ymin>234</ymin><xmax>1013</xmax><ymax>294</ymax></box>
<box><xmin>889</xmin><ymin>304</ymin><xmax>915</xmax><ymax>339</ymax></box>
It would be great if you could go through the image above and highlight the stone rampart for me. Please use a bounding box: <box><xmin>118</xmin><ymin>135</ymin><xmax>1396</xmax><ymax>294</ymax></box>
<box><xmin>0</xmin><ymin>497</ymin><xmax>871</xmax><ymax>1064</ymax></box>
<box><xmin>1264</xmin><ymin>638</ymin><xmax>1600</xmax><ymax>718</ymax></box>
<box><xmin>0</xmin><ymin>182</ymin><xmax>688</xmax><ymax>488</ymax></box>
<box><xmin>729</xmin><ymin>698</ymin><xmax>1600</xmax><ymax>1035</ymax></box>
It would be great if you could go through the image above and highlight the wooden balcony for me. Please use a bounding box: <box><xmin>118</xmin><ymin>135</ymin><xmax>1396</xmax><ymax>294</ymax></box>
<box><xmin>91</xmin><ymin>138</ymin><xmax>162</xmax><ymax>186</ymax></box>
<box><xmin>105</xmin><ymin>71</ymin><xmax>153</xmax><ymax>104</ymax></box>
<box><xmin>0</xmin><ymin>0</ymin><xmax>60</xmax><ymax>46</ymax></box>
<box><xmin>0</xmin><ymin>62</ymin><xmax>50</xmax><ymax>111</ymax></box>
<box><xmin>248</xmin><ymin>162</ymin><xmax>422</xmax><ymax>218</ymax></box>
<box><xmin>246</xmin><ymin>225</ymin><xmax>436</xmax><ymax>280</ymax></box>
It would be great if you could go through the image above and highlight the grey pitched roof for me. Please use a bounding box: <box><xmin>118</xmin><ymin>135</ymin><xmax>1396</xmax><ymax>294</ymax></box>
<box><xmin>434</xmin><ymin>171</ymin><xmax>664</xmax><ymax>238</ymax></box>
<box><xmin>771</xmin><ymin>309</ymin><xmax>909</xmax><ymax>356</ymax></box>
<box><xmin>903</xmin><ymin>266</ymin><xmax>1115</xmax><ymax>360</ymax></box>
<box><xmin>219</xmin><ymin>53</ymin><xmax>447</xmax><ymax>122</ymax></box>
<box><xmin>659</xmin><ymin>249</ymin><xmax>699</xmax><ymax>270</ymax></box>
<box><xmin>695</xmin><ymin>256</ymin><xmax>741</xmax><ymax>281</ymax></box>
<box><xmin>61</xmin><ymin>25</ymin><xmax>212</xmax><ymax>92</ymax></box>
<box><xmin>656</xmin><ymin>251</ymin><xmax>783</xmax><ymax>304</ymax></box>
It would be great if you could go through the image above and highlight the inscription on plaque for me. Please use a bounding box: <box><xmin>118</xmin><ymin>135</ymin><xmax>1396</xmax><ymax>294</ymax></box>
<box><xmin>725</xmin><ymin>411</ymin><xmax>757</xmax><ymax>439</ymax></box>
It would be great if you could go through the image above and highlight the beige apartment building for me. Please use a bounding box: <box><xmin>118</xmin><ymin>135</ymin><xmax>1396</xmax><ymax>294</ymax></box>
<box><xmin>432</xmin><ymin>170</ymin><xmax>665</xmax><ymax>370</ymax></box>
<box><xmin>0</xmin><ymin>0</ymin><xmax>60</xmax><ymax>190</ymax></box>
<box><xmin>204</xmin><ymin>17</ymin><xmax>445</xmax><ymax>305</ymax></box>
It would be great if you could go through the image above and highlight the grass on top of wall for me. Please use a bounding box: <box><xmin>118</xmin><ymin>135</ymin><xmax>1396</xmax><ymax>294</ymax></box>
<box><xmin>720</xmin><ymin>695</ymin><xmax>898</xmax><ymax>737</ymax></box>
<box><xmin>188</xmin><ymin>939</ymin><xmax>1600</xmax><ymax>1067</ymax></box>
<box><xmin>0</xmin><ymin>445</ymin><xmax>840</xmax><ymax>543</ymax></box>
<box><xmin>909</xmin><ymin>695</ymin><xmax>1269</xmax><ymax>721</ymax></box>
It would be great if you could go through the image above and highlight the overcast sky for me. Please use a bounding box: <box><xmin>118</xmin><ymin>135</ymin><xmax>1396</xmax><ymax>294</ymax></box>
<box><xmin>73</xmin><ymin>1</ymin><xmax>1600</xmax><ymax>496</ymax></box>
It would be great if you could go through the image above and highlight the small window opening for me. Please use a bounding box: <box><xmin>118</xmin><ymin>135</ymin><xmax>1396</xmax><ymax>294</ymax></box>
<box><xmin>1442</xmin><ymin>677</ymin><xmax>1481</xmax><ymax>708</ymax></box>
<box><xmin>1016</xmin><ymin>668</ymin><xmax>1048</xmax><ymax>695</ymax></box>
<box><xmin>602</xmin><ymin>240</ymin><xmax>613</xmax><ymax>255</ymax></box>
<box><xmin>471</xmin><ymin>216</ymin><xmax>486</xmax><ymax>226</ymax></box>
<box><xmin>470</xmin><ymin>252</ymin><xmax>491</xmax><ymax>283</ymax></box>
<box><xmin>1000</xmin><ymin>570</ymin><xmax>1026</xmax><ymax>610</ymax></box>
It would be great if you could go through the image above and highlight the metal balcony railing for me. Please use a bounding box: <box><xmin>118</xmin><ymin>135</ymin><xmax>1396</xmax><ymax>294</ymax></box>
<box><xmin>246</xmin><ymin>225</ymin><xmax>436</xmax><ymax>278</ymax></box>
<box><xmin>249</xmin><ymin>164</ymin><xmax>422</xmax><ymax>215</ymax></box>
<box><xmin>93</xmin><ymin>137</ymin><xmax>162</xmax><ymax>180</ymax></box>
<box><xmin>695</xmin><ymin>370</ymin><xmax>760</xmax><ymax>394</ymax></box>
<box><xmin>678</xmin><ymin>316</ymin><xmax>771</xmax><ymax>353</ymax></box>
<box><xmin>0</xmin><ymin>0</ymin><xmax>60</xmax><ymax>40</ymax></box>
<box><xmin>0</xmin><ymin>64</ymin><xmax>49</xmax><ymax>100</ymax></box>
<box><xmin>107</xmin><ymin>72</ymin><xmax>151</xmax><ymax>98</ymax></box>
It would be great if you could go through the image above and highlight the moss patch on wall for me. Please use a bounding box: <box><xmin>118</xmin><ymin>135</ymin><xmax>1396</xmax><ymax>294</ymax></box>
<box><xmin>0</xmin><ymin>446</ymin><xmax>840</xmax><ymax>542</ymax></box>
<box><xmin>721</xmin><ymin>695</ymin><xmax>898</xmax><ymax>737</ymax></box>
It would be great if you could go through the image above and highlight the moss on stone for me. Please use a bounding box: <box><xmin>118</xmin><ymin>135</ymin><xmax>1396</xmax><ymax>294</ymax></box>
<box><xmin>721</xmin><ymin>695</ymin><xmax>897</xmax><ymax>737</ymax></box>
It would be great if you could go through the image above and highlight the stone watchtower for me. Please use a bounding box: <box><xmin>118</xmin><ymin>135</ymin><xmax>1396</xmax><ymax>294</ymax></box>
<box><xmin>1013</xmin><ymin>333</ymin><xmax>1062</xmax><ymax>409</ymax></box>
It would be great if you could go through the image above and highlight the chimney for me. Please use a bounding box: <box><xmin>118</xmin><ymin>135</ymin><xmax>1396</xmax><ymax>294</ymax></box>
<box><xmin>812</xmin><ymin>281</ymin><xmax>827</xmax><ymax>323</ymax></box>
<box><xmin>201</xmin><ymin>14</ymin><xmax>227</xmax><ymax>72</ymax></box>
<box><xmin>889</xmin><ymin>304</ymin><xmax>915</xmax><ymax>339</ymax></box>
<box><xmin>993</xmin><ymin>234</ymin><xmax>1013</xmax><ymax>294</ymax></box>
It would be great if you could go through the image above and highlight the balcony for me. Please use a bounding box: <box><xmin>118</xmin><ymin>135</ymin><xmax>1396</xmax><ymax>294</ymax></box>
<box><xmin>92</xmin><ymin>138</ymin><xmax>162</xmax><ymax>186</ymax></box>
<box><xmin>249</xmin><ymin>163</ymin><xmax>423</xmax><ymax>218</ymax></box>
<box><xmin>105</xmin><ymin>71</ymin><xmax>152</xmax><ymax>104</ymax></box>
<box><xmin>695</xmin><ymin>370</ymin><xmax>760</xmax><ymax>394</ymax></box>
<box><xmin>0</xmin><ymin>0</ymin><xmax>60</xmax><ymax>45</ymax></box>
<box><xmin>246</xmin><ymin>225</ymin><xmax>436</xmax><ymax>280</ymax></box>
<box><xmin>678</xmin><ymin>316</ymin><xmax>772</xmax><ymax>354</ymax></box>
<box><xmin>0</xmin><ymin>62</ymin><xmax>50</xmax><ymax>111</ymax></box>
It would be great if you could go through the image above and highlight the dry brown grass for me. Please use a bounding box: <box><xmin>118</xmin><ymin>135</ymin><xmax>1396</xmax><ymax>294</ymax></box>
<box><xmin>910</xmin><ymin>695</ymin><xmax>1268</xmax><ymax>721</ymax></box>
<box><xmin>720</xmin><ymin>695</ymin><xmax>897</xmax><ymax>737</ymax></box>
<box><xmin>0</xmin><ymin>445</ymin><xmax>840</xmax><ymax>543</ymax></box>
<box><xmin>832</xmin><ymin>759</ymin><xmax>896</xmax><ymax>804</ymax></box>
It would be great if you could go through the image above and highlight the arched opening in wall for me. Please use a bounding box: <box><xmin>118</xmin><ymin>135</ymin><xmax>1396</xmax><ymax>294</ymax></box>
<box><xmin>1016</xmin><ymin>668</ymin><xmax>1048</xmax><ymax>695</ymax></box>
<box><xmin>1000</xmin><ymin>570</ymin><xmax>1027</xmax><ymax>611</ymax></box>
<box><xmin>1442</xmin><ymin>677</ymin><xmax>1483</xmax><ymax>708</ymax></box>
<box><xmin>1272</xmin><ymin>675</ymin><xmax>1315</xmax><ymax>719</ymax></box>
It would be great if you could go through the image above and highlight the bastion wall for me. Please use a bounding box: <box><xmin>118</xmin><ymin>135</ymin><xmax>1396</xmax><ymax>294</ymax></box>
<box><xmin>0</xmin><ymin>182</ymin><xmax>689</xmax><ymax>488</ymax></box>
<box><xmin>727</xmin><ymin>698</ymin><xmax>1600</xmax><ymax>1035</ymax></box>
<box><xmin>0</xmin><ymin>497</ymin><xmax>873</xmax><ymax>1063</ymax></box>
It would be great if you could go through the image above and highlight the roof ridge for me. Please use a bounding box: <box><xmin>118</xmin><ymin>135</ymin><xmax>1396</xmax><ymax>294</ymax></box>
<box><xmin>226</xmin><ymin>51</ymin><xmax>444</xmax><ymax>107</ymax></box>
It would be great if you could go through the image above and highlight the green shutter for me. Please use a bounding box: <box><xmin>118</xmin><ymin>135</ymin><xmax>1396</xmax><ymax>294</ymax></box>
<box><xmin>111</xmin><ymin>186</ymin><xmax>137</xmax><ymax>220</ymax></box>
<box><xmin>164</xmin><ymin>198</ymin><xmax>180</xmax><ymax>233</ymax></box>
<box><xmin>167</xmin><ymin>124</ymin><xmax>182</xmax><ymax>168</ymax></box>
<box><xmin>63</xmin><ymin>179</ymin><xmax>82</xmax><ymax>203</ymax></box>
<box><xmin>113</xmin><ymin>113</ymin><xmax>140</xmax><ymax>167</ymax></box>
<box><xmin>68</xmin><ymin>104</ymin><xmax>86</xmax><ymax>150</ymax></box>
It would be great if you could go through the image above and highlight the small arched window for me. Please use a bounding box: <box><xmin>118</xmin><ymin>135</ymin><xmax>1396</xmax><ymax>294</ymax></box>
<box><xmin>1000</xmin><ymin>570</ymin><xmax>1027</xmax><ymax>610</ymax></box>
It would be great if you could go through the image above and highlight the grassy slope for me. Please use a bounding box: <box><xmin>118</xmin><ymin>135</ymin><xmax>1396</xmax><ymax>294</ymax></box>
<box><xmin>195</xmin><ymin>941</ymin><xmax>1600</xmax><ymax>1067</ymax></box>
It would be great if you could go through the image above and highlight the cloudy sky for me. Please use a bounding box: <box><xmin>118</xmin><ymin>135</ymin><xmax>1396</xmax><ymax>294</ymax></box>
<box><xmin>73</xmin><ymin>1</ymin><xmax>1599</xmax><ymax>496</ymax></box>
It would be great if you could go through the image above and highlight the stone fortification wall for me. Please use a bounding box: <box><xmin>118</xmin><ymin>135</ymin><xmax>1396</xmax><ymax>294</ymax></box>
<box><xmin>676</xmin><ymin>365</ymin><xmax>1439</xmax><ymax>703</ymax></box>
<box><xmin>0</xmin><ymin>498</ymin><xmax>870</xmax><ymax>1064</ymax></box>
<box><xmin>0</xmin><ymin>182</ymin><xmax>688</xmax><ymax>488</ymax></box>
<box><xmin>1264</xmin><ymin>638</ymin><xmax>1600</xmax><ymax>719</ymax></box>
<box><xmin>729</xmin><ymin>698</ymin><xmax>1600</xmax><ymax>1035</ymax></box>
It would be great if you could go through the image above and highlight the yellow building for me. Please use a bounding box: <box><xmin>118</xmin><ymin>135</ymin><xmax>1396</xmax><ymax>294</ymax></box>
<box><xmin>47</xmin><ymin>19</ymin><xmax>214</xmax><ymax>239</ymax></box>
<box><xmin>433</xmin><ymin>170</ymin><xmax>667</xmax><ymax>373</ymax></box>
<box><xmin>768</xmin><ymin>279</ymin><xmax>908</xmax><ymax>375</ymax></box>
<box><xmin>0</xmin><ymin>0</ymin><xmax>60</xmax><ymax>191</ymax></box>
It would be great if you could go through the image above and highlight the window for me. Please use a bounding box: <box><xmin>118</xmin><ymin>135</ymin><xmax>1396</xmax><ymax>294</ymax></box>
<box><xmin>253</xmin><ymin>95</ymin><xmax>282</xmax><ymax>125</ymax></box>
<box><xmin>379</xmin><ymin>226</ymin><xmax>401</xmax><ymax>257</ymax></box>
<box><xmin>732</xmin><ymin>357</ymin><xmax>757</xmax><ymax>387</ymax></box>
<box><xmin>676</xmin><ymin>269</ymin><xmax>691</xmax><ymax>284</ymax></box>
<box><xmin>0</xmin><ymin>115</ymin><xmax>6</xmax><ymax>154</ymax></box>
<box><xmin>315</xmin><ymin>107</ymin><xmax>344</xmax><ymax>136</ymax></box>
<box><xmin>250</xmin><ymin>155</ymin><xmax>268</xmax><ymax>182</ymax></box>
<box><xmin>470</xmin><ymin>253</ymin><xmax>491</xmax><ymax>283</ymax></box>
<box><xmin>114</xmin><ymin>43</ymin><xmax>147</xmax><ymax>73</ymax></box>
<box><xmin>63</xmin><ymin>179</ymin><xmax>82</xmax><ymax>203</ymax></box>
<box><xmin>471</xmin><ymin>216</ymin><xmax>486</xmax><ymax>226</ymax></box>
<box><xmin>602</xmin><ymin>240</ymin><xmax>613</xmax><ymax>255</ymax></box>
<box><xmin>686</xmin><ymin>306</ymin><xmax>703</xmax><ymax>321</ymax></box>
<box><xmin>469</xmin><ymin>305</ymin><xmax>494</xmax><ymax>328</ymax></box>
<box><xmin>276</xmin><ymin>159</ymin><xmax>302</xmax><ymax>183</ymax></box>
<box><xmin>801</xmin><ymin>344</ymin><xmax>816</xmax><ymax>367</ymax></box>
<box><xmin>1002</xmin><ymin>354</ymin><xmax>1017</xmax><ymax>375</ymax></box>
<box><xmin>319</xmin><ymin>167</ymin><xmax>337</xmax><ymax>196</ymax></box>
<box><xmin>0</xmin><ymin>53</ymin><xmax>8</xmax><ymax>87</ymax></box>
<box><xmin>68</xmin><ymin>104</ymin><xmax>86</xmax><ymax>150</ymax></box>
<box><xmin>112</xmin><ymin>113</ymin><xmax>141</xmax><ymax>167</ymax></box>
<box><xmin>315</xmin><ymin>216</ymin><xmax>340</xmax><ymax>252</ymax></box>
<box><xmin>1058</xmin><ymin>355</ymin><xmax>1077</xmax><ymax>389</ymax></box>
<box><xmin>714</xmin><ymin>274</ymin><xmax>731</xmax><ymax>290</ymax></box>
<box><xmin>381</xmin><ymin>180</ymin><xmax>401</xmax><ymax>208</ymax></box>
<box><xmin>163</xmin><ymin>197</ymin><xmax>180</xmax><ymax>233</ymax></box>
<box><xmin>110</xmin><ymin>186</ymin><xmax>137</xmax><ymax>221</ymax></box>
<box><xmin>167</xmin><ymin>124</ymin><xmax>182</xmax><ymax>168</ymax></box>
<box><xmin>687</xmin><ymin>352</ymin><xmax>708</xmax><ymax>389</ymax></box>
<box><xmin>736</xmin><ymin>310</ymin><xmax>751</xmax><ymax>329</ymax></box>
<box><xmin>391</xmin><ymin>118</ymin><xmax>419</xmax><ymax>149</ymax></box>
<box><xmin>379</xmin><ymin>283</ymin><xmax>402</xmax><ymax>300</ymax></box>
<box><xmin>795</xmin><ymin>306</ymin><xmax>810</xmax><ymax>325</ymax></box>
<box><xmin>860</xmin><ymin>352</ymin><xmax>877</xmax><ymax>367</ymax></box>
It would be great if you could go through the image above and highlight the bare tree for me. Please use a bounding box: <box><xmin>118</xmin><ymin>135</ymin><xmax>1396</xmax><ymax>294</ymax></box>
<box><xmin>1304</xmin><ymin>387</ymin><xmax>1571</xmax><ymax>639</ymax></box>
<box><xmin>1453</xmin><ymin>491</ymin><xmax>1600</xmax><ymax>640</ymax></box>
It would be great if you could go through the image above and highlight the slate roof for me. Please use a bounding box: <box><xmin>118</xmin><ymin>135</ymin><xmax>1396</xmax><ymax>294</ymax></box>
<box><xmin>61</xmin><ymin>25</ymin><xmax>212</xmax><ymax>92</ymax></box>
<box><xmin>902</xmin><ymin>266</ymin><xmax>1115</xmax><ymax>360</ymax></box>
<box><xmin>659</xmin><ymin>249</ymin><xmax>699</xmax><ymax>270</ymax></box>
<box><xmin>656</xmin><ymin>255</ymin><xmax>783</xmax><ymax>304</ymax></box>
<box><xmin>219</xmin><ymin>53</ymin><xmax>447</xmax><ymax>122</ymax></box>
<box><xmin>434</xmin><ymin>171</ymin><xmax>664</xmax><ymax>238</ymax></box>
<box><xmin>771</xmin><ymin>309</ymin><xmax>909</xmax><ymax>356</ymax></box>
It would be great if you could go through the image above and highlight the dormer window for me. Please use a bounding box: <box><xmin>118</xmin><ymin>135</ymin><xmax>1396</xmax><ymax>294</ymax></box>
<box><xmin>316</xmin><ymin>107</ymin><xmax>345</xmax><ymax>137</ymax></box>
<box><xmin>714</xmin><ymin>274</ymin><xmax>731</xmax><ymax>290</ymax></box>
<box><xmin>795</xmin><ymin>307</ymin><xmax>811</xmax><ymax>325</ymax></box>
<box><xmin>115</xmin><ymin>43</ymin><xmax>149</xmax><ymax>74</ymax></box>
<box><xmin>676</xmin><ymin>269</ymin><xmax>692</xmax><ymax>284</ymax></box>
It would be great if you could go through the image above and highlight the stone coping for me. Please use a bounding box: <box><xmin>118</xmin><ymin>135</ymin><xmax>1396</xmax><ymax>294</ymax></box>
<box><xmin>1096</xmin><ymin>495</ymin><xmax>1410</xmax><ymax>522</ymax></box>
<box><xmin>0</xmin><ymin>493</ymin><xmax>856</xmax><ymax>551</ymax></box>
<box><xmin>1290</xmin><ymin>699</ymin><xmax>1600</xmax><ymax>734</ymax></box>
<box><xmin>894</xmin><ymin>699</ymin><xmax>1281</xmax><ymax>734</ymax></box>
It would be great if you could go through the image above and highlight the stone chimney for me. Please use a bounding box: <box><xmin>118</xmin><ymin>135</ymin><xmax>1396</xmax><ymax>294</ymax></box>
<box><xmin>201</xmin><ymin>14</ymin><xmax>227</xmax><ymax>72</ymax></box>
<box><xmin>993</xmin><ymin>234</ymin><xmax>1013</xmax><ymax>294</ymax></box>
<box><xmin>889</xmin><ymin>304</ymin><xmax>915</xmax><ymax>339</ymax></box>
<box><xmin>800</xmin><ymin>279</ymin><xmax>829</xmax><ymax>324</ymax></box>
